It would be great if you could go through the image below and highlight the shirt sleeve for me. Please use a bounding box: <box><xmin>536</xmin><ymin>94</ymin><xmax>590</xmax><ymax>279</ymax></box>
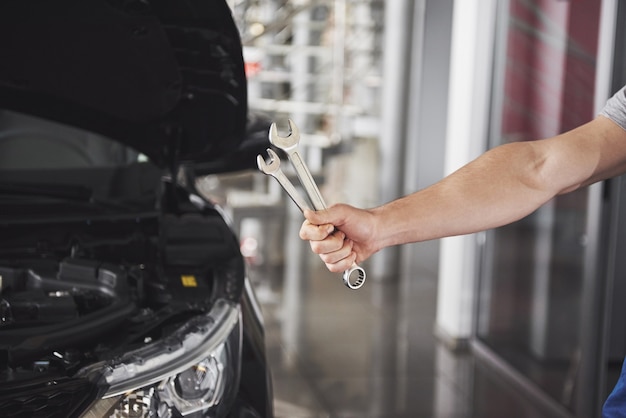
<box><xmin>600</xmin><ymin>85</ymin><xmax>626</xmax><ymax>131</ymax></box>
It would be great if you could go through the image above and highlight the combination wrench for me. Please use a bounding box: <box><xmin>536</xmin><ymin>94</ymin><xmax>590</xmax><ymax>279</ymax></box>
<box><xmin>263</xmin><ymin>119</ymin><xmax>366</xmax><ymax>290</ymax></box>
<box><xmin>256</xmin><ymin>148</ymin><xmax>310</xmax><ymax>213</ymax></box>
<box><xmin>268</xmin><ymin>120</ymin><xmax>326</xmax><ymax>210</ymax></box>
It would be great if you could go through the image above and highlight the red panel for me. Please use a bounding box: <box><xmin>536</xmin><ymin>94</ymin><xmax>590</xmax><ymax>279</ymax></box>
<box><xmin>500</xmin><ymin>0</ymin><xmax>599</xmax><ymax>141</ymax></box>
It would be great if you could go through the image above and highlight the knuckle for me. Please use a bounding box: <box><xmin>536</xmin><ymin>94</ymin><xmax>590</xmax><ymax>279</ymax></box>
<box><xmin>327</xmin><ymin>263</ymin><xmax>343</xmax><ymax>273</ymax></box>
<box><xmin>309</xmin><ymin>242</ymin><xmax>322</xmax><ymax>254</ymax></box>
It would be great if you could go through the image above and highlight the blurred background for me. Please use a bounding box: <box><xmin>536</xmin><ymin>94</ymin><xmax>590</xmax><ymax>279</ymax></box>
<box><xmin>202</xmin><ymin>1</ymin><xmax>626</xmax><ymax>417</ymax></box>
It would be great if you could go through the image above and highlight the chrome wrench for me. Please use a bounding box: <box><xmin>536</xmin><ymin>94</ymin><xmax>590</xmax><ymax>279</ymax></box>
<box><xmin>267</xmin><ymin>119</ymin><xmax>366</xmax><ymax>290</ymax></box>
<box><xmin>269</xmin><ymin>120</ymin><xmax>326</xmax><ymax>210</ymax></box>
<box><xmin>256</xmin><ymin>148</ymin><xmax>310</xmax><ymax>213</ymax></box>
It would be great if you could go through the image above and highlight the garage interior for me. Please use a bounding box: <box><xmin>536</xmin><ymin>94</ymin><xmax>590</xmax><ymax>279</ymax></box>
<box><xmin>205</xmin><ymin>0</ymin><xmax>624</xmax><ymax>418</ymax></box>
<box><xmin>206</xmin><ymin>1</ymin><xmax>626</xmax><ymax>417</ymax></box>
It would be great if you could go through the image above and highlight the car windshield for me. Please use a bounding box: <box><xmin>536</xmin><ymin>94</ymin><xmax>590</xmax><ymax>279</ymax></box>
<box><xmin>0</xmin><ymin>109</ymin><xmax>162</xmax><ymax>217</ymax></box>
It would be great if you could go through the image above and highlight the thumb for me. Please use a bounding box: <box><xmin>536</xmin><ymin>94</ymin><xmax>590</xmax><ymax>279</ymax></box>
<box><xmin>303</xmin><ymin>204</ymin><xmax>349</xmax><ymax>227</ymax></box>
<box><xmin>303</xmin><ymin>207</ymin><xmax>334</xmax><ymax>226</ymax></box>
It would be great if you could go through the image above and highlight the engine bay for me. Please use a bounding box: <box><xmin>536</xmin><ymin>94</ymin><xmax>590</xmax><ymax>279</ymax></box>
<box><xmin>0</xmin><ymin>210</ymin><xmax>242</xmax><ymax>383</ymax></box>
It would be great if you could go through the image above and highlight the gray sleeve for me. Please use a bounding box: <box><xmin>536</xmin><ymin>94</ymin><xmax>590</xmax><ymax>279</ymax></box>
<box><xmin>600</xmin><ymin>86</ymin><xmax>626</xmax><ymax>131</ymax></box>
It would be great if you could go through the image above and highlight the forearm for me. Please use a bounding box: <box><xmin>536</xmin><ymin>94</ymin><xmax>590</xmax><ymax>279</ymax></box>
<box><xmin>370</xmin><ymin>141</ymin><xmax>553</xmax><ymax>247</ymax></box>
<box><xmin>300</xmin><ymin>116</ymin><xmax>626</xmax><ymax>272</ymax></box>
<box><xmin>370</xmin><ymin>117</ymin><xmax>626</xmax><ymax>249</ymax></box>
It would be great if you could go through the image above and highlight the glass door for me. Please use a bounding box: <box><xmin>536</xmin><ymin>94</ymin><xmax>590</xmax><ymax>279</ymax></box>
<box><xmin>475</xmin><ymin>0</ymin><xmax>603</xmax><ymax>415</ymax></box>
<box><xmin>601</xmin><ymin>0</ymin><xmax>626</xmax><ymax>407</ymax></box>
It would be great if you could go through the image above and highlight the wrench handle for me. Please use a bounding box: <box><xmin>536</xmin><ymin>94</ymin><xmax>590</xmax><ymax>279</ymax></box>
<box><xmin>272</xmin><ymin>172</ymin><xmax>311</xmax><ymax>213</ymax></box>
<box><xmin>288</xmin><ymin>151</ymin><xmax>327</xmax><ymax>211</ymax></box>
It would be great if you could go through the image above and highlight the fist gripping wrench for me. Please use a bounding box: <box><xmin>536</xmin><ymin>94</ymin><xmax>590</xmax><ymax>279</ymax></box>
<box><xmin>257</xmin><ymin>119</ymin><xmax>366</xmax><ymax>290</ymax></box>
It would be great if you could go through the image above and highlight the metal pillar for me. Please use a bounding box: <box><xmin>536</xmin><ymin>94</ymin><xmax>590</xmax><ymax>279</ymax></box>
<box><xmin>370</xmin><ymin>0</ymin><xmax>414</xmax><ymax>281</ymax></box>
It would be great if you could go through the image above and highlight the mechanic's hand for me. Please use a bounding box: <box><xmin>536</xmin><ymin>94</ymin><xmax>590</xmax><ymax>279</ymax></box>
<box><xmin>299</xmin><ymin>203</ymin><xmax>378</xmax><ymax>273</ymax></box>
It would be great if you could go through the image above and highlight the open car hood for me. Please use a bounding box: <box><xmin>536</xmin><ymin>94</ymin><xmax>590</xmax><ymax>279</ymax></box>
<box><xmin>0</xmin><ymin>0</ymin><xmax>259</xmax><ymax>170</ymax></box>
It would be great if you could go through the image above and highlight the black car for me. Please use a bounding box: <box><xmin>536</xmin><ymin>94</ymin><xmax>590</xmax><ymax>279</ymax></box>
<box><xmin>0</xmin><ymin>1</ymin><xmax>274</xmax><ymax>417</ymax></box>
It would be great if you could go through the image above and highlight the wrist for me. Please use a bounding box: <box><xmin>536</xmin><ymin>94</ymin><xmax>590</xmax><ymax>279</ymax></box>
<box><xmin>369</xmin><ymin>205</ymin><xmax>397</xmax><ymax>250</ymax></box>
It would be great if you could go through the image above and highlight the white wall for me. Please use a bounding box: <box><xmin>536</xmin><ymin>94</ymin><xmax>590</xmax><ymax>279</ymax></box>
<box><xmin>434</xmin><ymin>0</ymin><xmax>498</xmax><ymax>347</ymax></box>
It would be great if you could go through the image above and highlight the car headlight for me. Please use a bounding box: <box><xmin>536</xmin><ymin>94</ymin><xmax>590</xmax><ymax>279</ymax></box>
<box><xmin>79</xmin><ymin>299</ymin><xmax>242</xmax><ymax>418</ymax></box>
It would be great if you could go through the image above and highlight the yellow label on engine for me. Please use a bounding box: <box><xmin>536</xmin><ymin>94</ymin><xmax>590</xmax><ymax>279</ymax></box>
<box><xmin>181</xmin><ymin>275</ymin><xmax>198</xmax><ymax>287</ymax></box>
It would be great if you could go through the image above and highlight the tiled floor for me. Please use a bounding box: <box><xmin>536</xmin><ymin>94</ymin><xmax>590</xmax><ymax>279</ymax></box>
<box><xmin>249</xmin><ymin>238</ymin><xmax>563</xmax><ymax>418</ymax></box>
<box><xmin>252</xmin><ymin>237</ymin><xmax>440</xmax><ymax>418</ymax></box>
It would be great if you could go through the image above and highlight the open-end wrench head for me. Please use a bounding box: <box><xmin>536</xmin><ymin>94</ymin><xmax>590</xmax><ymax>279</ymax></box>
<box><xmin>268</xmin><ymin>119</ymin><xmax>300</xmax><ymax>151</ymax></box>
<box><xmin>257</xmin><ymin>148</ymin><xmax>312</xmax><ymax>213</ymax></box>
<box><xmin>256</xmin><ymin>148</ymin><xmax>281</xmax><ymax>174</ymax></box>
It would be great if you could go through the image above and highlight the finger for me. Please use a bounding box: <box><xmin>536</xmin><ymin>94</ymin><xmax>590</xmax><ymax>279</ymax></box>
<box><xmin>303</xmin><ymin>206</ymin><xmax>343</xmax><ymax>227</ymax></box>
<box><xmin>324</xmin><ymin>252</ymin><xmax>358</xmax><ymax>273</ymax></box>
<box><xmin>299</xmin><ymin>219</ymin><xmax>335</xmax><ymax>241</ymax></box>
<box><xmin>308</xmin><ymin>230</ymin><xmax>345</xmax><ymax>254</ymax></box>
<box><xmin>302</xmin><ymin>208</ymin><xmax>328</xmax><ymax>225</ymax></box>
<box><xmin>318</xmin><ymin>236</ymin><xmax>353</xmax><ymax>264</ymax></box>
